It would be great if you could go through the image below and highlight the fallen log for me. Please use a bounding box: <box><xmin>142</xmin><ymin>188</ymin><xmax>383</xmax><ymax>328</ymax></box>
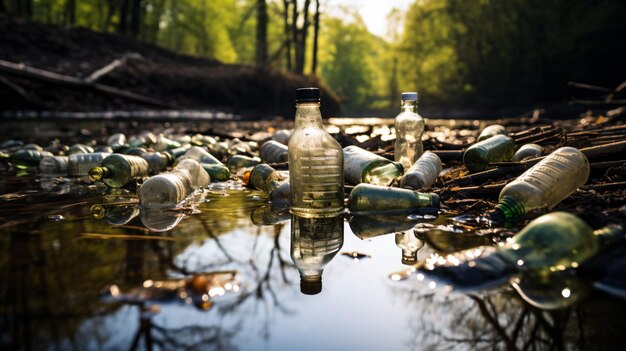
<box><xmin>0</xmin><ymin>59</ymin><xmax>176</xmax><ymax>109</ymax></box>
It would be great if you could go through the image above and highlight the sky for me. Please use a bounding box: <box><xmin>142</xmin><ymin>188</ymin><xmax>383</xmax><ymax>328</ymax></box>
<box><xmin>325</xmin><ymin>0</ymin><xmax>413</xmax><ymax>38</ymax></box>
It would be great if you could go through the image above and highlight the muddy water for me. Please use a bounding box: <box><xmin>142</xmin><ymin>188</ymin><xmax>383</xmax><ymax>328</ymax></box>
<box><xmin>1</xmin><ymin>171</ymin><xmax>625</xmax><ymax>351</ymax></box>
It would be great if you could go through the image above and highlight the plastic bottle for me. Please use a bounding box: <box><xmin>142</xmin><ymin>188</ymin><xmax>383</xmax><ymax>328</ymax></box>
<box><xmin>463</xmin><ymin>134</ymin><xmax>516</xmax><ymax>173</ymax></box>
<box><xmin>138</xmin><ymin>169</ymin><xmax>194</xmax><ymax>207</ymax></box>
<box><xmin>68</xmin><ymin>152</ymin><xmax>111</xmax><ymax>178</ymax></box>
<box><xmin>348</xmin><ymin>183</ymin><xmax>440</xmax><ymax>214</ymax></box>
<box><xmin>477</xmin><ymin>124</ymin><xmax>507</xmax><ymax>142</ymax></box>
<box><xmin>288</xmin><ymin>88</ymin><xmax>344</xmax><ymax>217</ymax></box>
<box><xmin>394</xmin><ymin>92</ymin><xmax>424</xmax><ymax>170</ymax></box>
<box><xmin>290</xmin><ymin>214</ymin><xmax>344</xmax><ymax>295</ymax></box>
<box><xmin>107</xmin><ymin>133</ymin><xmax>127</xmax><ymax>149</ymax></box>
<box><xmin>272</xmin><ymin>129</ymin><xmax>292</xmax><ymax>145</ymax></box>
<box><xmin>399</xmin><ymin>151</ymin><xmax>442</xmax><ymax>189</ymax></box>
<box><xmin>348</xmin><ymin>214</ymin><xmax>419</xmax><ymax>239</ymax></box>
<box><xmin>141</xmin><ymin>151</ymin><xmax>172</xmax><ymax>174</ymax></box>
<box><xmin>88</xmin><ymin>154</ymin><xmax>150</xmax><ymax>188</ymax></box>
<box><xmin>39</xmin><ymin>155</ymin><xmax>69</xmax><ymax>175</ymax></box>
<box><xmin>249</xmin><ymin>164</ymin><xmax>289</xmax><ymax>194</ymax></box>
<box><xmin>226</xmin><ymin>155</ymin><xmax>261</xmax><ymax>172</ymax></box>
<box><xmin>67</xmin><ymin>143</ymin><xmax>94</xmax><ymax>156</ymax></box>
<box><xmin>260</xmin><ymin>140</ymin><xmax>289</xmax><ymax>164</ymax></box>
<box><xmin>174</xmin><ymin>159</ymin><xmax>210</xmax><ymax>188</ymax></box>
<box><xmin>500</xmin><ymin>212</ymin><xmax>623</xmax><ymax>271</ymax></box>
<box><xmin>200</xmin><ymin>164</ymin><xmax>230</xmax><ymax>181</ymax></box>
<box><xmin>395</xmin><ymin>229</ymin><xmax>425</xmax><ymax>265</ymax></box>
<box><xmin>179</xmin><ymin>146</ymin><xmax>230</xmax><ymax>181</ymax></box>
<box><xmin>490</xmin><ymin>147</ymin><xmax>590</xmax><ymax>223</ymax></box>
<box><xmin>512</xmin><ymin>143</ymin><xmax>543</xmax><ymax>162</ymax></box>
<box><xmin>12</xmin><ymin>149</ymin><xmax>53</xmax><ymax>169</ymax></box>
<box><xmin>343</xmin><ymin>145</ymin><xmax>404</xmax><ymax>186</ymax></box>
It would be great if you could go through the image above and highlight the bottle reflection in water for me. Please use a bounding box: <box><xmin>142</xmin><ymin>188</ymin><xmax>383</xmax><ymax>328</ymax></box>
<box><xmin>511</xmin><ymin>270</ymin><xmax>589</xmax><ymax>310</ymax></box>
<box><xmin>395</xmin><ymin>229</ymin><xmax>424</xmax><ymax>265</ymax></box>
<box><xmin>91</xmin><ymin>188</ymin><xmax>140</xmax><ymax>225</ymax></box>
<box><xmin>140</xmin><ymin>207</ymin><xmax>184</xmax><ymax>232</ymax></box>
<box><xmin>348</xmin><ymin>214</ymin><xmax>418</xmax><ymax>240</ymax></box>
<box><xmin>291</xmin><ymin>214</ymin><xmax>344</xmax><ymax>295</ymax></box>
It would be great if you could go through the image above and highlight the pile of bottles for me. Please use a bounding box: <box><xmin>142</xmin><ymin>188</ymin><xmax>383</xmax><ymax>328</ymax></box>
<box><xmin>1</xmin><ymin>86</ymin><xmax>619</xmax><ymax>300</ymax></box>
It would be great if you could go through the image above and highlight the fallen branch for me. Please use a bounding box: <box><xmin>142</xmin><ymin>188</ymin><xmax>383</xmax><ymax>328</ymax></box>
<box><xmin>0</xmin><ymin>59</ymin><xmax>176</xmax><ymax>109</ymax></box>
<box><xmin>584</xmin><ymin>181</ymin><xmax>626</xmax><ymax>192</ymax></box>
<box><xmin>84</xmin><ymin>52</ymin><xmax>142</xmax><ymax>83</ymax></box>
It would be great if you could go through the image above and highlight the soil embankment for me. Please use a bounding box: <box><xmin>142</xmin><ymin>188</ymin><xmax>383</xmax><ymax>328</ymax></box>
<box><xmin>0</xmin><ymin>16</ymin><xmax>340</xmax><ymax>118</ymax></box>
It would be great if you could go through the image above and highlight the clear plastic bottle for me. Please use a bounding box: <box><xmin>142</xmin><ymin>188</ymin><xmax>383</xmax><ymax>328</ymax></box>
<box><xmin>343</xmin><ymin>145</ymin><xmax>404</xmax><ymax>186</ymax></box>
<box><xmin>395</xmin><ymin>229</ymin><xmax>425</xmax><ymax>265</ymax></box>
<box><xmin>107</xmin><ymin>133</ymin><xmax>127</xmax><ymax>148</ymax></box>
<box><xmin>512</xmin><ymin>143</ymin><xmax>543</xmax><ymax>162</ymax></box>
<box><xmin>272</xmin><ymin>129</ymin><xmax>292</xmax><ymax>145</ymax></box>
<box><xmin>138</xmin><ymin>169</ymin><xmax>194</xmax><ymax>207</ymax></box>
<box><xmin>260</xmin><ymin>140</ymin><xmax>289</xmax><ymax>164</ymax></box>
<box><xmin>463</xmin><ymin>134</ymin><xmax>516</xmax><ymax>173</ymax></box>
<box><xmin>226</xmin><ymin>155</ymin><xmax>261</xmax><ymax>172</ymax></box>
<box><xmin>68</xmin><ymin>152</ymin><xmax>111</xmax><ymax>177</ymax></box>
<box><xmin>180</xmin><ymin>146</ymin><xmax>222</xmax><ymax>165</ymax></box>
<box><xmin>141</xmin><ymin>151</ymin><xmax>172</xmax><ymax>174</ymax></box>
<box><xmin>288</xmin><ymin>88</ymin><xmax>344</xmax><ymax>217</ymax></box>
<box><xmin>39</xmin><ymin>155</ymin><xmax>69</xmax><ymax>175</ymax></box>
<box><xmin>399</xmin><ymin>151</ymin><xmax>442</xmax><ymax>189</ymax></box>
<box><xmin>491</xmin><ymin>147</ymin><xmax>590</xmax><ymax>223</ymax></box>
<box><xmin>88</xmin><ymin>154</ymin><xmax>149</xmax><ymax>188</ymax></box>
<box><xmin>290</xmin><ymin>214</ymin><xmax>344</xmax><ymax>295</ymax></box>
<box><xmin>347</xmin><ymin>183</ymin><xmax>440</xmax><ymax>214</ymax></box>
<box><xmin>394</xmin><ymin>92</ymin><xmax>424</xmax><ymax>171</ymax></box>
<box><xmin>500</xmin><ymin>212</ymin><xmax>623</xmax><ymax>271</ymax></box>
<box><xmin>477</xmin><ymin>124</ymin><xmax>507</xmax><ymax>142</ymax></box>
<box><xmin>174</xmin><ymin>159</ymin><xmax>210</xmax><ymax>188</ymax></box>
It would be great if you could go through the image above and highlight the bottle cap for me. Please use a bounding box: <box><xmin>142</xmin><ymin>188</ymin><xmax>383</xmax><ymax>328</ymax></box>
<box><xmin>296</xmin><ymin>87</ymin><xmax>320</xmax><ymax>103</ymax></box>
<box><xmin>401</xmin><ymin>92</ymin><xmax>418</xmax><ymax>101</ymax></box>
<box><xmin>300</xmin><ymin>278</ymin><xmax>322</xmax><ymax>295</ymax></box>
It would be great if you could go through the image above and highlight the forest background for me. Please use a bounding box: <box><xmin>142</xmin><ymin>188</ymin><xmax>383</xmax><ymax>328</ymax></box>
<box><xmin>2</xmin><ymin>0</ymin><xmax>625</xmax><ymax>116</ymax></box>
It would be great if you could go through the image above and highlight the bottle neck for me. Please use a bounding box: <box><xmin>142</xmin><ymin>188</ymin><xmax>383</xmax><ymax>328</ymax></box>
<box><xmin>295</xmin><ymin>103</ymin><xmax>323</xmax><ymax>129</ymax></box>
<box><xmin>493</xmin><ymin>195</ymin><xmax>526</xmax><ymax>223</ymax></box>
<box><xmin>401</xmin><ymin>99</ymin><xmax>418</xmax><ymax>113</ymax></box>
<box><xmin>401</xmin><ymin>249</ymin><xmax>418</xmax><ymax>265</ymax></box>
<box><xmin>593</xmin><ymin>224</ymin><xmax>624</xmax><ymax>247</ymax></box>
<box><xmin>88</xmin><ymin>166</ymin><xmax>111</xmax><ymax>181</ymax></box>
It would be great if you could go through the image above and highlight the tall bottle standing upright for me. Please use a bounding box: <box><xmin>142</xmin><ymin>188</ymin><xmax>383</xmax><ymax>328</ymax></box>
<box><xmin>394</xmin><ymin>92</ymin><xmax>424</xmax><ymax>171</ymax></box>
<box><xmin>288</xmin><ymin>88</ymin><xmax>344</xmax><ymax>217</ymax></box>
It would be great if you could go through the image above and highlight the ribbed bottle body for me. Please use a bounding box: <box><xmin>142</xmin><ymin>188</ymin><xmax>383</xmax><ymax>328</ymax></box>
<box><xmin>289</xmin><ymin>104</ymin><xmax>344</xmax><ymax>217</ymax></box>
<box><xmin>499</xmin><ymin>147</ymin><xmax>590</xmax><ymax>213</ymax></box>
<box><xmin>68</xmin><ymin>152</ymin><xmax>110</xmax><ymax>177</ymax></box>
<box><xmin>138</xmin><ymin>169</ymin><xmax>194</xmax><ymax>207</ymax></box>
<box><xmin>96</xmin><ymin>154</ymin><xmax>149</xmax><ymax>188</ymax></box>
<box><xmin>400</xmin><ymin>151</ymin><xmax>442</xmax><ymax>189</ymax></box>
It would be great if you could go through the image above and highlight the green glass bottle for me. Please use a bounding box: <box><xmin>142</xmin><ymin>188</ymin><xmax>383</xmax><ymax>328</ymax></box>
<box><xmin>490</xmin><ymin>147</ymin><xmax>590</xmax><ymax>223</ymax></box>
<box><xmin>463</xmin><ymin>134</ymin><xmax>516</xmax><ymax>173</ymax></box>
<box><xmin>249</xmin><ymin>164</ymin><xmax>289</xmax><ymax>194</ymax></box>
<box><xmin>12</xmin><ymin>149</ymin><xmax>53</xmax><ymax>169</ymax></box>
<box><xmin>512</xmin><ymin>143</ymin><xmax>543</xmax><ymax>162</ymax></box>
<box><xmin>89</xmin><ymin>154</ymin><xmax>149</xmax><ymax>188</ymax></box>
<box><xmin>201</xmin><ymin>164</ymin><xmax>230</xmax><ymax>181</ymax></box>
<box><xmin>477</xmin><ymin>124</ymin><xmax>507</xmax><ymax>142</ymax></box>
<box><xmin>348</xmin><ymin>183</ymin><xmax>440</xmax><ymax>215</ymax></box>
<box><xmin>226</xmin><ymin>155</ymin><xmax>261</xmax><ymax>172</ymax></box>
<box><xmin>291</xmin><ymin>214</ymin><xmax>344</xmax><ymax>295</ymax></box>
<box><xmin>500</xmin><ymin>212</ymin><xmax>623</xmax><ymax>272</ymax></box>
<box><xmin>343</xmin><ymin>145</ymin><xmax>404</xmax><ymax>186</ymax></box>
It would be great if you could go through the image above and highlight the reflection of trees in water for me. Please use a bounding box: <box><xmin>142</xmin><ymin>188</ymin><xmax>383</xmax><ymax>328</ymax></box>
<box><xmin>0</xmin><ymin>198</ymin><xmax>298</xmax><ymax>350</ymax></box>
<box><xmin>395</xmin><ymin>285</ymin><xmax>626</xmax><ymax>351</ymax></box>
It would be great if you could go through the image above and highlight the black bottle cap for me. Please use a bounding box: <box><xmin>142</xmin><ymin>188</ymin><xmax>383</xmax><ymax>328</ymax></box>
<box><xmin>296</xmin><ymin>87</ymin><xmax>320</xmax><ymax>103</ymax></box>
<box><xmin>300</xmin><ymin>278</ymin><xmax>322</xmax><ymax>295</ymax></box>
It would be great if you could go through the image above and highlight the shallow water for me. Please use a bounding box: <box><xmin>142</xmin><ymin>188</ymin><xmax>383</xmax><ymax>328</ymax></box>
<box><xmin>1</xmin><ymin>171</ymin><xmax>626</xmax><ymax>351</ymax></box>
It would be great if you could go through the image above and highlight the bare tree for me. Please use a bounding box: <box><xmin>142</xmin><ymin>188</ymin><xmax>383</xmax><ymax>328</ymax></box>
<box><xmin>130</xmin><ymin>0</ymin><xmax>142</xmax><ymax>37</ymax></box>
<box><xmin>311</xmin><ymin>0</ymin><xmax>320</xmax><ymax>74</ymax></box>
<box><xmin>255</xmin><ymin>0</ymin><xmax>268</xmax><ymax>65</ymax></box>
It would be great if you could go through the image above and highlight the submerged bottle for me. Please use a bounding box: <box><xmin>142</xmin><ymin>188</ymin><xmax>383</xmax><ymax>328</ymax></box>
<box><xmin>138</xmin><ymin>169</ymin><xmax>194</xmax><ymax>207</ymax></box>
<box><xmin>68</xmin><ymin>152</ymin><xmax>111</xmax><ymax>178</ymax></box>
<box><xmin>394</xmin><ymin>92</ymin><xmax>424</xmax><ymax>170</ymax></box>
<box><xmin>400</xmin><ymin>151</ymin><xmax>442</xmax><ymax>189</ymax></box>
<box><xmin>500</xmin><ymin>212</ymin><xmax>623</xmax><ymax>272</ymax></box>
<box><xmin>260</xmin><ymin>140</ymin><xmax>289</xmax><ymax>164</ymax></box>
<box><xmin>512</xmin><ymin>143</ymin><xmax>543</xmax><ymax>162</ymax></box>
<box><xmin>343</xmin><ymin>145</ymin><xmax>404</xmax><ymax>186</ymax></box>
<box><xmin>226</xmin><ymin>155</ymin><xmax>261</xmax><ymax>172</ymax></box>
<box><xmin>490</xmin><ymin>147</ymin><xmax>590</xmax><ymax>223</ymax></box>
<box><xmin>174</xmin><ymin>159</ymin><xmax>210</xmax><ymax>188</ymax></box>
<box><xmin>12</xmin><ymin>149</ymin><xmax>53</xmax><ymax>169</ymax></box>
<box><xmin>477</xmin><ymin>124</ymin><xmax>507</xmax><ymax>142</ymax></box>
<box><xmin>396</xmin><ymin>229</ymin><xmax>425</xmax><ymax>265</ymax></box>
<box><xmin>463</xmin><ymin>134</ymin><xmax>516</xmax><ymax>173</ymax></box>
<box><xmin>348</xmin><ymin>183</ymin><xmax>440</xmax><ymax>214</ymax></box>
<box><xmin>39</xmin><ymin>155</ymin><xmax>69</xmax><ymax>175</ymax></box>
<box><xmin>291</xmin><ymin>214</ymin><xmax>344</xmax><ymax>295</ymax></box>
<box><xmin>89</xmin><ymin>154</ymin><xmax>149</xmax><ymax>188</ymax></box>
<box><xmin>288</xmin><ymin>88</ymin><xmax>344</xmax><ymax>217</ymax></box>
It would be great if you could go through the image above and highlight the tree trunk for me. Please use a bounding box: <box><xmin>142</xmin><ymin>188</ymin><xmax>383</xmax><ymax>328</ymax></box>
<box><xmin>282</xmin><ymin>0</ymin><xmax>292</xmax><ymax>71</ymax></box>
<box><xmin>255</xmin><ymin>0</ymin><xmax>268</xmax><ymax>65</ymax></box>
<box><xmin>104</xmin><ymin>0</ymin><xmax>116</xmax><ymax>31</ymax></box>
<box><xmin>130</xmin><ymin>0</ymin><xmax>141</xmax><ymax>37</ymax></box>
<box><xmin>294</xmin><ymin>0</ymin><xmax>311</xmax><ymax>74</ymax></box>
<box><xmin>118</xmin><ymin>0</ymin><xmax>129</xmax><ymax>34</ymax></box>
<box><xmin>66</xmin><ymin>0</ymin><xmax>76</xmax><ymax>26</ymax></box>
<box><xmin>291</xmin><ymin>0</ymin><xmax>298</xmax><ymax>72</ymax></box>
<box><xmin>311</xmin><ymin>0</ymin><xmax>320</xmax><ymax>74</ymax></box>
